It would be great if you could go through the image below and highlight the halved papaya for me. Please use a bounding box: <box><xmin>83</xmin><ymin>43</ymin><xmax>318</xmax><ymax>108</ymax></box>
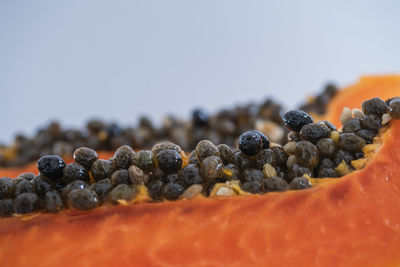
<box><xmin>1</xmin><ymin>76</ymin><xmax>400</xmax><ymax>267</ymax></box>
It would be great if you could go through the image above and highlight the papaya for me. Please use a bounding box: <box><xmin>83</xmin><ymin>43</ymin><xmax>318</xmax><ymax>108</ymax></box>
<box><xmin>1</xmin><ymin>76</ymin><xmax>400</xmax><ymax>267</ymax></box>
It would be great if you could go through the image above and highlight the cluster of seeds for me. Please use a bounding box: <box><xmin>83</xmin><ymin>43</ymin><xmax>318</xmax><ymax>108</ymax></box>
<box><xmin>0</xmin><ymin>96</ymin><xmax>398</xmax><ymax>217</ymax></box>
<box><xmin>0</xmin><ymin>84</ymin><xmax>339</xmax><ymax>168</ymax></box>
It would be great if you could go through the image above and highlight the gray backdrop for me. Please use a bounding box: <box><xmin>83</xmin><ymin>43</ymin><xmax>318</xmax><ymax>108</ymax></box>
<box><xmin>1</xmin><ymin>0</ymin><xmax>399</xmax><ymax>143</ymax></box>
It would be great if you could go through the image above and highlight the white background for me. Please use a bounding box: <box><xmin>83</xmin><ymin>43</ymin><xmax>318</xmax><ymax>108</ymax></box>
<box><xmin>1</xmin><ymin>0</ymin><xmax>399</xmax><ymax>143</ymax></box>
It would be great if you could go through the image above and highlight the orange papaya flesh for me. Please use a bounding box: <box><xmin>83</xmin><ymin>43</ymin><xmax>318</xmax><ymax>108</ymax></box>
<box><xmin>0</xmin><ymin>121</ymin><xmax>399</xmax><ymax>267</ymax></box>
<box><xmin>324</xmin><ymin>75</ymin><xmax>400</xmax><ymax>127</ymax></box>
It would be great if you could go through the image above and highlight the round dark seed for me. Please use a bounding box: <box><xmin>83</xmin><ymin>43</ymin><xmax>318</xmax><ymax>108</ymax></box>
<box><xmin>128</xmin><ymin>165</ymin><xmax>147</xmax><ymax>184</ymax></box>
<box><xmin>195</xmin><ymin>140</ymin><xmax>220</xmax><ymax>163</ymax></box>
<box><xmin>241</xmin><ymin>181</ymin><xmax>262</xmax><ymax>194</ymax></box>
<box><xmin>18</xmin><ymin>173</ymin><xmax>35</xmax><ymax>181</ymax></box>
<box><xmin>179</xmin><ymin>164</ymin><xmax>204</xmax><ymax>186</ymax></box>
<box><xmin>287</xmin><ymin>131</ymin><xmax>301</xmax><ymax>142</ymax></box>
<box><xmin>44</xmin><ymin>191</ymin><xmax>64</xmax><ymax>213</ymax></box>
<box><xmin>362</xmin><ymin>97</ymin><xmax>389</xmax><ymax>116</ymax></box>
<box><xmin>31</xmin><ymin>176</ymin><xmax>55</xmax><ymax>198</ymax></box>
<box><xmin>67</xmin><ymin>188</ymin><xmax>99</xmax><ymax>210</ymax></box>
<box><xmin>163</xmin><ymin>182</ymin><xmax>185</xmax><ymax>200</ymax></box>
<box><xmin>91</xmin><ymin>159</ymin><xmax>113</xmax><ymax>181</ymax></box>
<box><xmin>91</xmin><ymin>178</ymin><xmax>113</xmax><ymax>202</ymax></box>
<box><xmin>12</xmin><ymin>177</ymin><xmax>25</xmax><ymax>187</ymax></box>
<box><xmin>222</xmin><ymin>164</ymin><xmax>240</xmax><ymax>180</ymax></box>
<box><xmin>62</xmin><ymin>163</ymin><xmax>89</xmax><ymax>184</ymax></box>
<box><xmin>111</xmin><ymin>169</ymin><xmax>130</xmax><ymax>185</ymax></box>
<box><xmin>73</xmin><ymin>147</ymin><xmax>99</xmax><ymax>170</ymax></box>
<box><xmin>0</xmin><ymin>199</ymin><xmax>13</xmax><ymax>216</ymax></box>
<box><xmin>338</xmin><ymin>133</ymin><xmax>366</xmax><ymax>152</ymax></box>
<box><xmin>0</xmin><ymin>177</ymin><xmax>13</xmax><ymax>199</ymax></box>
<box><xmin>217</xmin><ymin>144</ymin><xmax>233</xmax><ymax>164</ymax></box>
<box><xmin>13</xmin><ymin>193</ymin><xmax>40</xmax><ymax>214</ymax></box>
<box><xmin>290</xmin><ymin>164</ymin><xmax>313</xmax><ymax>179</ymax></box>
<box><xmin>299</xmin><ymin>122</ymin><xmax>331</xmax><ymax>142</ymax></box>
<box><xmin>13</xmin><ymin>179</ymin><xmax>35</xmax><ymax>197</ymax></box>
<box><xmin>156</xmin><ymin>149</ymin><xmax>182</xmax><ymax>174</ymax></box>
<box><xmin>202</xmin><ymin>156</ymin><xmax>223</xmax><ymax>180</ymax></box>
<box><xmin>360</xmin><ymin>115</ymin><xmax>382</xmax><ymax>131</ymax></box>
<box><xmin>63</xmin><ymin>180</ymin><xmax>89</xmax><ymax>196</ymax></box>
<box><xmin>320</xmin><ymin>158</ymin><xmax>335</xmax><ymax>168</ymax></box>
<box><xmin>148</xmin><ymin>180</ymin><xmax>164</xmax><ymax>201</ymax></box>
<box><xmin>238</xmin><ymin>130</ymin><xmax>270</xmax><ymax>156</ymax></box>
<box><xmin>271</xmin><ymin>146</ymin><xmax>288</xmax><ymax>166</ymax></box>
<box><xmin>108</xmin><ymin>184</ymin><xmax>135</xmax><ymax>204</ymax></box>
<box><xmin>192</xmin><ymin>108</ymin><xmax>209</xmax><ymax>127</ymax></box>
<box><xmin>389</xmin><ymin>99</ymin><xmax>400</xmax><ymax>119</ymax></box>
<box><xmin>356</xmin><ymin>129</ymin><xmax>376</xmax><ymax>144</ymax></box>
<box><xmin>320</xmin><ymin>121</ymin><xmax>337</xmax><ymax>131</ymax></box>
<box><xmin>253</xmin><ymin>149</ymin><xmax>277</xmax><ymax>169</ymax></box>
<box><xmin>282</xmin><ymin>110</ymin><xmax>314</xmax><ymax>132</ymax></box>
<box><xmin>334</xmin><ymin>150</ymin><xmax>354</xmax><ymax>165</ymax></box>
<box><xmin>317</xmin><ymin>168</ymin><xmax>338</xmax><ymax>178</ymax></box>
<box><xmin>230</xmin><ymin>151</ymin><xmax>252</xmax><ymax>170</ymax></box>
<box><xmin>316</xmin><ymin>138</ymin><xmax>336</xmax><ymax>157</ymax></box>
<box><xmin>164</xmin><ymin>173</ymin><xmax>179</xmax><ymax>183</ymax></box>
<box><xmin>188</xmin><ymin>150</ymin><xmax>198</xmax><ymax>165</ymax></box>
<box><xmin>289</xmin><ymin>177</ymin><xmax>311</xmax><ymax>190</ymax></box>
<box><xmin>242</xmin><ymin>168</ymin><xmax>264</xmax><ymax>183</ymax></box>
<box><xmin>295</xmin><ymin>141</ymin><xmax>319</xmax><ymax>168</ymax></box>
<box><xmin>152</xmin><ymin>142</ymin><xmax>182</xmax><ymax>156</ymax></box>
<box><xmin>113</xmin><ymin>145</ymin><xmax>135</xmax><ymax>170</ymax></box>
<box><xmin>342</xmin><ymin>118</ymin><xmax>362</xmax><ymax>133</ymax></box>
<box><xmin>263</xmin><ymin>177</ymin><xmax>288</xmax><ymax>192</ymax></box>
<box><xmin>37</xmin><ymin>155</ymin><xmax>66</xmax><ymax>180</ymax></box>
<box><xmin>132</xmin><ymin>150</ymin><xmax>155</xmax><ymax>173</ymax></box>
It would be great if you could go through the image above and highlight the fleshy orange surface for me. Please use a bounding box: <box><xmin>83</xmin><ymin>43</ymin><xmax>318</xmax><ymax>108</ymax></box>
<box><xmin>325</xmin><ymin>75</ymin><xmax>400</xmax><ymax>127</ymax></box>
<box><xmin>0</xmin><ymin>121</ymin><xmax>400</xmax><ymax>267</ymax></box>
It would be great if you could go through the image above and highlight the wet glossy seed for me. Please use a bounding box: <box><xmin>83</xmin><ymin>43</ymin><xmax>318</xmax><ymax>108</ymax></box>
<box><xmin>241</xmin><ymin>181</ymin><xmax>262</xmax><ymax>193</ymax></box>
<box><xmin>316</xmin><ymin>138</ymin><xmax>336</xmax><ymax>157</ymax></box>
<box><xmin>282</xmin><ymin>110</ymin><xmax>314</xmax><ymax>132</ymax></box>
<box><xmin>44</xmin><ymin>191</ymin><xmax>64</xmax><ymax>212</ymax></box>
<box><xmin>242</xmin><ymin>168</ymin><xmax>264</xmax><ymax>183</ymax></box>
<box><xmin>192</xmin><ymin>109</ymin><xmax>209</xmax><ymax>127</ymax></box>
<box><xmin>13</xmin><ymin>180</ymin><xmax>35</xmax><ymax>197</ymax></box>
<box><xmin>360</xmin><ymin>115</ymin><xmax>382</xmax><ymax>131</ymax></box>
<box><xmin>37</xmin><ymin>155</ymin><xmax>66</xmax><ymax>180</ymax></box>
<box><xmin>389</xmin><ymin>99</ymin><xmax>400</xmax><ymax>119</ymax></box>
<box><xmin>290</xmin><ymin>164</ymin><xmax>312</xmax><ymax>179</ymax></box>
<box><xmin>91</xmin><ymin>159</ymin><xmax>113</xmax><ymax>181</ymax></box>
<box><xmin>13</xmin><ymin>193</ymin><xmax>40</xmax><ymax>214</ymax></box>
<box><xmin>164</xmin><ymin>182</ymin><xmax>185</xmax><ymax>200</ymax></box>
<box><xmin>31</xmin><ymin>176</ymin><xmax>55</xmax><ymax>198</ymax></box>
<box><xmin>0</xmin><ymin>177</ymin><xmax>13</xmax><ymax>199</ymax></box>
<box><xmin>148</xmin><ymin>180</ymin><xmax>164</xmax><ymax>201</ymax></box>
<box><xmin>253</xmin><ymin>149</ymin><xmax>277</xmax><ymax>169</ymax></box>
<box><xmin>362</xmin><ymin>97</ymin><xmax>389</xmax><ymax>116</ymax></box>
<box><xmin>0</xmin><ymin>199</ymin><xmax>12</xmax><ymax>216</ymax></box>
<box><xmin>295</xmin><ymin>141</ymin><xmax>319</xmax><ymax>168</ymax></box>
<box><xmin>317</xmin><ymin>168</ymin><xmax>338</xmax><ymax>178</ymax></box>
<box><xmin>231</xmin><ymin>151</ymin><xmax>252</xmax><ymax>170</ymax></box>
<box><xmin>339</xmin><ymin>133</ymin><xmax>366</xmax><ymax>152</ymax></box>
<box><xmin>18</xmin><ymin>173</ymin><xmax>35</xmax><ymax>181</ymax></box>
<box><xmin>195</xmin><ymin>140</ymin><xmax>220</xmax><ymax>163</ymax></box>
<box><xmin>91</xmin><ymin>178</ymin><xmax>113</xmax><ymax>202</ymax></box>
<box><xmin>152</xmin><ymin>142</ymin><xmax>182</xmax><ymax>156</ymax></box>
<box><xmin>62</xmin><ymin>163</ymin><xmax>89</xmax><ymax>184</ymax></box>
<box><xmin>111</xmin><ymin>169</ymin><xmax>130</xmax><ymax>185</ymax></box>
<box><xmin>12</xmin><ymin>177</ymin><xmax>27</xmax><ymax>187</ymax></box>
<box><xmin>156</xmin><ymin>149</ymin><xmax>182</xmax><ymax>174</ymax></box>
<box><xmin>108</xmin><ymin>184</ymin><xmax>135</xmax><ymax>204</ymax></box>
<box><xmin>289</xmin><ymin>177</ymin><xmax>311</xmax><ymax>190</ymax></box>
<box><xmin>238</xmin><ymin>130</ymin><xmax>270</xmax><ymax>156</ymax></box>
<box><xmin>73</xmin><ymin>147</ymin><xmax>99</xmax><ymax>170</ymax></box>
<box><xmin>132</xmin><ymin>150</ymin><xmax>155</xmax><ymax>173</ymax></box>
<box><xmin>342</xmin><ymin>118</ymin><xmax>362</xmax><ymax>133</ymax></box>
<box><xmin>222</xmin><ymin>164</ymin><xmax>240</xmax><ymax>180</ymax></box>
<box><xmin>217</xmin><ymin>144</ymin><xmax>233</xmax><ymax>164</ymax></box>
<box><xmin>356</xmin><ymin>129</ymin><xmax>376</xmax><ymax>144</ymax></box>
<box><xmin>320</xmin><ymin>158</ymin><xmax>335</xmax><ymax>168</ymax></box>
<box><xmin>202</xmin><ymin>156</ymin><xmax>223</xmax><ymax>179</ymax></box>
<box><xmin>299</xmin><ymin>122</ymin><xmax>331</xmax><ymax>142</ymax></box>
<box><xmin>68</xmin><ymin>188</ymin><xmax>99</xmax><ymax>210</ymax></box>
<box><xmin>128</xmin><ymin>165</ymin><xmax>147</xmax><ymax>184</ymax></box>
<box><xmin>320</xmin><ymin>120</ymin><xmax>337</xmax><ymax>131</ymax></box>
<box><xmin>271</xmin><ymin>146</ymin><xmax>288</xmax><ymax>166</ymax></box>
<box><xmin>180</xmin><ymin>164</ymin><xmax>204</xmax><ymax>186</ymax></box>
<box><xmin>334</xmin><ymin>149</ymin><xmax>354</xmax><ymax>165</ymax></box>
<box><xmin>263</xmin><ymin>177</ymin><xmax>288</xmax><ymax>192</ymax></box>
<box><xmin>63</xmin><ymin>180</ymin><xmax>89</xmax><ymax>196</ymax></box>
<box><xmin>113</xmin><ymin>145</ymin><xmax>135</xmax><ymax>170</ymax></box>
